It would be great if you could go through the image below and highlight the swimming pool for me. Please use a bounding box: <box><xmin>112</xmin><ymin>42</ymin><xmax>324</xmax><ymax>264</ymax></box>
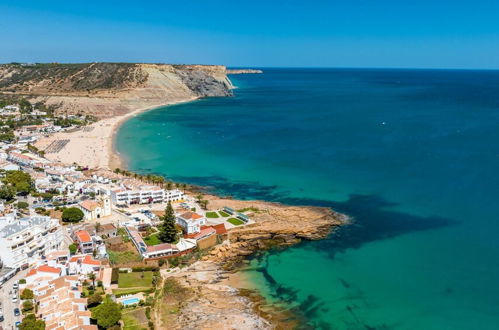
<box><xmin>122</xmin><ymin>297</ymin><xmax>140</xmax><ymax>306</ymax></box>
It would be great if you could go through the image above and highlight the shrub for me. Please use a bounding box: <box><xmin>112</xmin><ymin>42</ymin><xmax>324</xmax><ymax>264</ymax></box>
<box><xmin>111</xmin><ymin>268</ymin><xmax>119</xmax><ymax>284</ymax></box>
<box><xmin>87</xmin><ymin>293</ymin><xmax>103</xmax><ymax>307</ymax></box>
<box><xmin>131</xmin><ymin>266</ymin><xmax>159</xmax><ymax>272</ymax></box>
<box><xmin>17</xmin><ymin>201</ymin><xmax>29</xmax><ymax>209</ymax></box>
<box><xmin>20</xmin><ymin>288</ymin><xmax>34</xmax><ymax>300</ymax></box>
<box><xmin>69</xmin><ymin>243</ymin><xmax>77</xmax><ymax>255</ymax></box>
<box><xmin>148</xmin><ymin>321</ymin><xmax>154</xmax><ymax>330</ymax></box>
<box><xmin>18</xmin><ymin>279</ymin><xmax>26</xmax><ymax>284</ymax></box>
<box><xmin>22</xmin><ymin>300</ymin><xmax>33</xmax><ymax>313</ymax></box>
<box><xmin>145</xmin><ymin>306</ymin><xmax>151</xmax><ymax>319</ymax></box>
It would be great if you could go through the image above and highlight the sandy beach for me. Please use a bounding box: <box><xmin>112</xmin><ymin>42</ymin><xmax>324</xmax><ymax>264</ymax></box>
<box><xmin>35</xmin><ymin>97</ymin><xmax>198</xmax><ymax>170</ymax></box>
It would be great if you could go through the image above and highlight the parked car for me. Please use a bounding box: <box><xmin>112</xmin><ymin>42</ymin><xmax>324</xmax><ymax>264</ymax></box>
<box><xmin>11</xmin><ymin>297</ymin><xmax>17</xmax><ymax>303</ymax></box>
<box><xmin>14</xmin><ymin>308</ymin><xmax>20</xmax><ymax>316</ymax></box>
<box><xmin>0</xmin><ymin>313</ymin><xmax>4</xmax><ymax>322</ymax></box>
<box><xmin>12</xmin><ymin>282</ymin><xmax>18</xmax><ymax>290</ymax></box>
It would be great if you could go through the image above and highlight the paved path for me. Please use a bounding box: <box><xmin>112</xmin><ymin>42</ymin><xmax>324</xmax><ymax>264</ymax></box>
<box><xmin>0</xmin><ymin>270</ymin><xmax>27</xmax><ymax>329</ymax></box>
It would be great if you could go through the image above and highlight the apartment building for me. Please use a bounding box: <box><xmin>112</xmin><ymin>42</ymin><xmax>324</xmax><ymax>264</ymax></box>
<box><xmin>0</xmin><ymin>215</ymin><xmax>63</xmax><ymax>269</ymax></box>
<box><xmin>109</xmin><ymin>182</ymin><xmax>184</xmax><ymax>206</ymax></box>
<box><xmin>36</xmin><ymin>276</ymin><xmax>97</xmax><ymax>329</ymax></box>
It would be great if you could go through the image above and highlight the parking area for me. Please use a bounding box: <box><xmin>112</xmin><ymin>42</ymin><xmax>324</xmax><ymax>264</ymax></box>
<box><xmin>0</xmin><ymin>270</ymin><xmax>27</xmax><ymax>329</ymax></box>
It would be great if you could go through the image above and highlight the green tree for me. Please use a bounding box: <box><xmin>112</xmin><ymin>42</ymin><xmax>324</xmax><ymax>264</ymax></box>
<box><xmin>62</xmin><ymin>207</ymin><xmax>84</xmax><ymax>223</ymax></box>
<box><xmin>91</xmin><ymin>300</ymin><xmax>121</xmax><ymax>328</ymax></box>
<box><xmin>0</xmin><ymin>185</ymin><xmax>16</xmax><ymax>201</ymax></box>
<box><xmin>3</xmin><ymin>170</ymin><xmax>33</xmax><ymax>195</ymax></box>
<box><xmin>20</xmin><ymin>288</ymin><xmax>34</xmax><ymax>300</ymax></box>
<box><xmin>19</xmin><ymin>314</ymin><xmax>45</xmax><ymax>330</ymax></box>
<box><xmin>69</xmin><ymin>243</ymin><xmax>77</xmax><ymax>255</ymax></box>
<box><xmin>17</xmin><ymin>201</ymin><xmax>29</xmax><ymax>209</ymax></box>
<box><xmin>88</xmin><ymin>272</ymin><xmax>96</xmax><ymax>288</ymax></box>
<box><xmin>18</xmin><ymin>98</ymin><xmax>32</xmax><ymax>114</ymax></box>
<box><xmin>87</xmin><ymin>293</ymin><xmax>103</xmax><ymax>307</ymax></box>
<box><xmin>22</xmin><ymin>300</ymin><xmax>34</xmax><ymax>313</ymax></box>
<box><xmin>158</xmin><ymin>201</ymin><xmax>178</xmax><ymax>243</ymax></box>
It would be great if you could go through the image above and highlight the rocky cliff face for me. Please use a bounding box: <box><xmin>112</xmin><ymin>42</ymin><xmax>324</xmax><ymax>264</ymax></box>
<box><xmin>202</xmin><ymin>196</ymin><xmax>348</xmax><ymax>268</ymax></box>
<box><xmin>0</xmin><ymin>63</ymin><xmax>233</xmax><ymax>118</ymax></box>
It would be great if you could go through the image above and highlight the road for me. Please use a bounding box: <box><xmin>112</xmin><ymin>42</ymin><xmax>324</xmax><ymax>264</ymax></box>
<box><xmin>0</xmin><ymin>270</ymin><xmax>27</xmax><ymax>329</ymax></box>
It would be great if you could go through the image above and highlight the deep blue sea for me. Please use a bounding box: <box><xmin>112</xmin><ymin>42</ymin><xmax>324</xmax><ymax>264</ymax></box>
<box><xmin>117</xmin><ymin>68</ymin><xmax>499</xmax><ymax>329</ymax></box>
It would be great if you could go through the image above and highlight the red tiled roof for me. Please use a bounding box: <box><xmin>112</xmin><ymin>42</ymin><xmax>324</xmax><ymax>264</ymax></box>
<box><xmin>82</xmin><ymin>255</ymin><xmax>101</xmax><ymax>266</ymax></box>
<box><xmin>146</xmin><ymin>243</ymin><xmax>173</xmax><ymax>253</ymax></box>
<box><xmin>79</xmin><ymin>200</ymin><xmax>99</xmax><ymax>211</ymax></box>
<box><xmin>207</xmin><ymin>224</ymin><xmax>227</xmax><ymax>235</ymax></box>
<box><xmin>185</xmin><ymin>227</ymin><xmax>216</xmax><ymax>240</ymax></box>
<box><xmin>38</xmin><ymin>265</ymin><xmax>61</xmax><ymax>274</ymax></box>
<box><xmin>26</xmin><ymin>268</ymin><xmax>37</xmax><ymax>277</ymax></box>
<box><xmin>76</xmin><ymin>230</ymin><xmax>92</xmax><ymax>243</ymax></box>
<box><xmin>180</xmin><ymin>211</ymin><xmax>203</xmax><ymax>220</ymax></box>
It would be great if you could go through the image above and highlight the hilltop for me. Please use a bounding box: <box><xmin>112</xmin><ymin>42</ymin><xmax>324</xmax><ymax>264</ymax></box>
<box><xmin>0</xmin><ymin>63</ymin><xmax>233</xmax><ymax>118</ymax></box>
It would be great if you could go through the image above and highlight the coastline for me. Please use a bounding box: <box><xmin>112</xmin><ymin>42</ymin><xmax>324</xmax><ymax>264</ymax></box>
<box><xmin>106</xmin><ymin>99</ymin><xmax>348</xmax><ymax>329</ymax></box>
<box><xmin>37</xmin><ymin>94</ymin><xmax>347</xmax><ymax>328</ymax></box>
<box><xmin>35</xmin><ymin>97</ymin><xmax>199</xmax><ymax>170</ymax></box>
<box><xmin>107</xmin><ymin>98</ymin><xmax>195</xmax><ymax>171</ymax></box>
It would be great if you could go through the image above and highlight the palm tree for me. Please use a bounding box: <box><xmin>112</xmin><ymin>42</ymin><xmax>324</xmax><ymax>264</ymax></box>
<box><xmin>157</xmin><ymin>176</ymin><xmax>165</xmax><ymax>188</ymax></box>
<box><xmin>114</xmin><ymin>168</ymin><xmax>121</xmax><ymax>174</ymax></box>
<box><xmin>182</xmin><ymin>183</ymin><xmax>187</xmax><ymax>193</ymax></box>
<box><xmin>196</xmin><ymin>194</ymin><xmax>203</xmax><ymax>204</ymax></box>
<box><xmin>88</xmin><ymin>272</ymin><xmax>96</xmax><ymax>288</ymax></box>
<box><xmin>166</xmin><ymin>181</ymin><xmax>173</xmax><ymax>191</ymax></box>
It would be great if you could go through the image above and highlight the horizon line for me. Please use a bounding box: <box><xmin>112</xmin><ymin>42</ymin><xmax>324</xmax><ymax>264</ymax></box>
<box><xmin>1</xmin><ymin>61</ymin><xmax>499</xmax><ymax>71</ymax></box>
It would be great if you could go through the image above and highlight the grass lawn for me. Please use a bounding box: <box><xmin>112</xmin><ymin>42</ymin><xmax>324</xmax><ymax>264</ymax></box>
<box><xmin>227</xmin><ymin>218</ymin><xmax>244</xmax><ymax>226</ymax></box>
<box><xmin>108</xmin><ymin>250</ymin><xmax>141</xmax><ymax>265</ymax></box>
<box><xmin>118</xmin><ymin>271</ymin><xmax>153</xmax><ymax>288</ymax></box>
<box><xmin>122</xmin><ymin>308</ymin><xmax>149</xmax><ymax>330</ymax></box>
<box><xmin>143</xmin><ymin>233</ymin><xmax>162</xmax><ymax>246</ymax></box>
<box><xmin>82</xmin><ymin>286</ymin><xmax>104</xmax><ymax>296</ymax></box>
<box><xmin>218</xmin><ymin>210</ymin><xmax>230</xmax><ymax>217</ymax></box>
<box><xmin>205</xmin><ymin>211</ymin><xmax>219</xmax><ymax>218</ymax></box>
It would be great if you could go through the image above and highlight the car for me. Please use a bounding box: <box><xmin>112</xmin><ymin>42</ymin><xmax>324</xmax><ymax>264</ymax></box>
<box><xmin>15</xmin><ymin>321</ymin><xmax>21</xmax><ymax>328</ymax></box>
<box><xmin>14</xmin><ymin>308</ymin><xmax>20</xmax><ymax>316</ymax></box>
<box><xmin>12</xmin><ymin>282</ymin><xmax>18</xmax><ymax>289</ymax></box>
<box><xmin>11</xmin><ymin>297</ymin><xmax>17</xmax><ymax>303</ymax></box>
<box><xmin>0</xmin><ymin>313</ymin><xmax>4</xmax><ymax>322</ymax></box>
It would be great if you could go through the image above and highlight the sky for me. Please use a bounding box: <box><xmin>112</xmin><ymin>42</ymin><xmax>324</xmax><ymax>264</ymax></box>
<box><xmin>1</xmin><ymin>0</ymin><xmax>499</xmax><ymax>68</ymax></box>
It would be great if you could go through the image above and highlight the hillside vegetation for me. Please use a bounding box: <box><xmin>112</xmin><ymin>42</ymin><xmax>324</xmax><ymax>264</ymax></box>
<box><xmin>0</xmin><ymin>62</ymin><xmax>233</xmax><ymax>118</ymax></box>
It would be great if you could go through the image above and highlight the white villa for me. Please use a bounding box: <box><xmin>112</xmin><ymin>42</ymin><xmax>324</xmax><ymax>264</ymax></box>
<box><xmin>176</xmin><ymin>211</ymin><xmax>206</xmax><ymax>234</ymax></box>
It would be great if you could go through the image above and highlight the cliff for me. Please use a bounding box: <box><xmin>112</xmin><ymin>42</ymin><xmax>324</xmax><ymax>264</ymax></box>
<box><xmin>202</xmin><ymin>196</ymin><xmax>347</xmax><ymax>267</ymax></box>
<box><xmin>0</xmin><ymin>63</ymin><xmax>233</xmax><ymax>118</ymax></box>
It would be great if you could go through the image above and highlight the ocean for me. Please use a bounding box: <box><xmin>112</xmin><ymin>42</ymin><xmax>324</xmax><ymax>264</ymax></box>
<box><xmin>116</xmin><ymin>68</ymin><xmax>499</xmax><ymax>329</ymax></box>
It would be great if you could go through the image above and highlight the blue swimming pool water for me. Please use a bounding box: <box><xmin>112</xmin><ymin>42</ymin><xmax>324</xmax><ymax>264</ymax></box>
<box><xmin>122</xmin><ymin>297</ymin><xmax>140</xmax><ymax>306</ymax></box>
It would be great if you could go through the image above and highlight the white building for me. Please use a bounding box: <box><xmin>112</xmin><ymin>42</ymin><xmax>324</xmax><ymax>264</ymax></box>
<box><xmin>110</xmin><ymin>185</ymin><xmax>184</xmax><ymax>206</ymax></box>
<box><xmin>176</xmin><ymin>211</ymin><xmax>206</xmax><ymax>234</ymax></box>
<box><xmin>78</xmin><ymin>196</ymin><xmax>112</xmax><ymax>221</ymax></box>
<box><xmin>0</xmin><ymin>215</ymin><xmax>63</xmax><ymax>269</ymax></box>
<box><xmin>68</xmin><ymin>255</ymin><xmax>101</xmax><ymax>275</ymax></box>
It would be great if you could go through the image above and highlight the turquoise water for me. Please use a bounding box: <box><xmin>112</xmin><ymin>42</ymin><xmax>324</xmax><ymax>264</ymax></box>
<box><xmin>117</xmin><ymin>69</ymin><xmax>499</xmax><ymax>329</ymax></box>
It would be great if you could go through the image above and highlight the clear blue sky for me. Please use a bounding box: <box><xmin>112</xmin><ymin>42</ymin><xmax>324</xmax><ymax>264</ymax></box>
<box><xmin>1</xmin><ymin>0</ymin><xmax>499</xmax><ymax>68</ymax></box>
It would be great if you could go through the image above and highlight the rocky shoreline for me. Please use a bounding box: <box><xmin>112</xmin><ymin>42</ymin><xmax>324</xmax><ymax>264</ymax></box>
<box><xmin>155</xmin><ymin>194</ymin><xmax>348</xmax><ymax>329</ymax></box>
